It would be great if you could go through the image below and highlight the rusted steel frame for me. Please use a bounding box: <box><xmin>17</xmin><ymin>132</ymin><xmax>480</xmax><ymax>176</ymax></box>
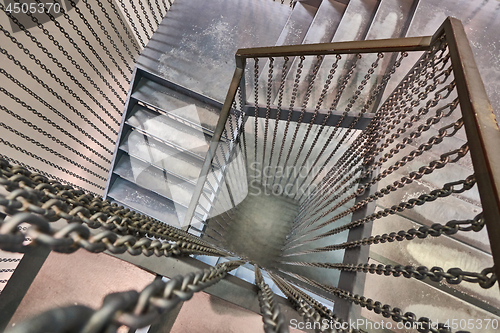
<box><xmin>442</xmin><ymin>17</ymin><xmax>500</xmax><ymax>283</ymax></box>
<box><xmin>236</xmin><ymin>36</ymin><xmax>432</xmax><ymax>59</ymax></box>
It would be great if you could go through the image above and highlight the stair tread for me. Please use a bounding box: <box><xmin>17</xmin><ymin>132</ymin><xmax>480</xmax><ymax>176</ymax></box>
<box><xmin>119</xmin><ymin>129</ymin><xmax>205</xmax><ymax>183</ymax></box>
<box><xmin>274</xmin><ymin>1</ymin><xmax>317</xmax><ymax>47</ymax></box>
<box><xmin>108</xmin><ymin>177</ymin><xmax>185</xmax><ymax>227</ymax></box>
<box><xmin>126</xmin><ymin>105</ymin><xmax>210</xmax><ymax>159</ymax></box>
<box><xmin>131</xmin><ymin>77</ymin><xmax>220</xmax><ymax>133</ymax></box>
<box><xmin>369</xmin><ymin>212</ymin><xmax>500</xmax><ymax>310</ymax></box>
<box><xmin>278</xmin><ymin>0</ymin><xmax>347</xmax><ymax>107</ymax></box>
<box><xmin>113</xmin><ymin>153</ymin><xmax>196</xmax><ymax>208</ymax></box>
<box><xmin>136</xmin><ymin>0</ymin><xmax>291</xmax><ymax>103</ymax></box>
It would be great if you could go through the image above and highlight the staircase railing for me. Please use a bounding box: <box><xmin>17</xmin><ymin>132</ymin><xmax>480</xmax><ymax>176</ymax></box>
<box><xmin>184</xmin><ymin>15</ymin><xmax>500</xmax><ymax>329</ymax></box>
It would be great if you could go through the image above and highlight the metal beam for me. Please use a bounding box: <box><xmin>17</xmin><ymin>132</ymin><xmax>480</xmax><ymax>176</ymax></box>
<box><xmin>236</xmin><ymin>36</ymin><xmax>433</xmax><ymax>58</ymax></box>
<box><xmin>243</xmin><ymin>104</ymin><xmax>374</xmax><ymax>130</ymax></box>
<box><xmin>443</xmin><ymin>17</ymin><xmax>500</xmax><ymax>283</ymax></box>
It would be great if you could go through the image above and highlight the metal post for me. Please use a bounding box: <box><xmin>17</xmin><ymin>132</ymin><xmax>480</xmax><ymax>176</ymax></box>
<box><xmin>0</xmin><ymin>246</ymin><xmax>51</xmax><ymax>332</ymax></box>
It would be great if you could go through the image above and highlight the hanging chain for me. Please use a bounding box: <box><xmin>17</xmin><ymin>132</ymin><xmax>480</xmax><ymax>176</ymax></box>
<box><xmin>6</xmin><ymin>261</ymin><xmax>243</xmax><ymax>333</ymax></box>
<box><xmin>288</xmin><ymin>273</ymin><xmax>461</xmax><ymax>333</ymax></box>
<box><xmin>97</xmin><ymin>0</ymin><xmax>138</xmax><ymax>61</ymax></box>
<box><xmin>127</xmin><ymin>0</ymin><xmax>151</xmax><ymax>41</ymax></box>
<box><xmin>0</xmin><ymin>47</ymin><xmax>117</xmax><ymax>143</ymax></box>
<box><xmin>254</xmin><ymin>58</ymin><xmax>260</xmax><ymax>182</ymax></box>
<box><xmin>272</xmin><ymin>56</ymin><xmax>306</xmax><ymax>186</ymax></box>
<box><xmin>279</xmin><ymin>55</ymin><xmax>324</xmax><ymax>186</ymax></box>
<box><xmin>0</xmin><ymin>159</ymin><xmax>218</xmax><ymax>249</ymax></box>
<box><xmin>262</xmin><ymin>57</ymin><xmax>274</xmax><ymax>184</ymax></box>
<box><xmin>0</xmin><ymin>109</ymin><xmax>108</xmax><ymax>172</ymax></box>
<box><xmin>1</xmin><ymin>4</ymin><xmax>125</xmax><ymax>113</ymax></box>
<box><xmin>80</xmin><ymin>0</ymin><xmax>133</xmax><ymax>73</ymax></box>
<box><xmin>255</xmin><ymin>265</ymin><xmax>289</xmax><ymax>333</ymax></box>
<box><xmin>0</xmin><ymin>140</ymin><xmax>105</xmax><ymax>190</ymax></box>
<box><xmin>107</xmin><ymin>0</ymin><xmax>141</xmax><ymax>55</ymax></box>
<box><xmin>0</xmin><ymin>70</ymin><xmax>113</xmax><ymax>156</ymax></box>
<box><xmin>137</xmin><ymin>0</ymin><xmax>156</xmax><ymax>34</ymax></box>
<box><xmin>302</xmin><ymin>175</ymin><xmax>476</xmax><ymax>244</ymax></box>
<box><xmin>268</xmin><ymin>56</ymin><xmax>289</xmax><ymax>169</ymax></box>
<box><xmin>146</xmin><ymin>0</ymin><xmax>160</xmax><ymax>26</ymax></box>
<box><xmin>284</xmin><ymin>213</ymin><xmax>485</xmax><ymax>255</ymax></box>
<box><xmin>270</xmin><ymin>272</ymin><xmax>359</xmax><ymax>333</ymax></box>
<box><xmin>65</xmin><ymin>0</ymin><xmax>130</xmax><ymax>82</ymax></box>
<box><xmin>37</xmin><ymin>0</ymin><xmax>128</xmax><ymax>94</ymax></box>
<box><xmin>283</xmin><ymin>261</ymin><xmax>497</xmax><ymax>289</ymax></box>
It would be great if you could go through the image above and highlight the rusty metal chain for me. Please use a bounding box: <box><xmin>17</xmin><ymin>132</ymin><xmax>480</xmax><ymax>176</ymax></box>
<box><xmin>285</xmin><ymin>213</ymin><xmax>484</xmax><ymax>256</ymax></box>
<box><xmin>255</xmin><ymin>265</ymin><xmax>289</xmax><ymax>333</ymax></box>
<box><xmin>272</xmin><ymin>55</ymin><xmax>306</xmax><ymax>186</ymax></box>
<box><xmin>283</xmin><ymin>261</ymin><xmax>497</xmax><ymax>289</ymax></box>
<box><xmin>288</xmin><ymin>273</ymin><xmax>459</xmax><ymax>333</ymax></box>
<box><xmin>294</xmin><ymin>175</ymin><xmax>476</xmax><ymax>246</ymax></box>
<box><xmin>6</xmin><ymin>261</ymin><xmax>244</xmax><ymax>333</ymax></box>
<box><xmin>0</xmin><ymin>159</ymin><xmax>215</xmax><ymax>249</ymax></box>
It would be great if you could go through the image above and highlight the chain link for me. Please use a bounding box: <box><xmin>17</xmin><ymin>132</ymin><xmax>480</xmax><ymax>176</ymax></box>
<box><xmin>6</xmin><ymin>261</ymin><xmax>243</xmax><ymax>333</ymax></box>
<box><xmin>283</xmin><ymin>261</ymin><xmax>496</xmax><ymax>289</ymax></box>
<box><xmin>288</xmin><ymin>273</ymin><xmax>459</xmax><ymax>333</ymax></box>
<box><xmin>0</xmin><ymin>159</ymin><xmax>218</xmax><ymax>250</ymax></box>
<box><xmin>255</xmin><ymin>265</ymin><xmax>289</xmax><ymax>333</ymax></box>
<box><xmin>1</xmin><ymin>4</ymin><xmax>125</xmax><ymax>114</ymax></box>
<box><xmin>285</xmin><ymin>213</ymin><xmax>485</xmax><ymax>256</ymax></box>
<box><xmin>291</xmin><ymin>175</ymin><xmax>476</xmax><ymax>247</ymax></box>
<box><xmin>0</xmin><ymin>73</ymin><xmax>113</xmax><ymax>157</ymax></box>
<box><xmin>107</xmin><ymin>0</ymin><xmax>141</xmax><ymax>55</ymax></box>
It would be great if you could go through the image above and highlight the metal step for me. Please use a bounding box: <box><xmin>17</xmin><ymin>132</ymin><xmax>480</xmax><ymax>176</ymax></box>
<box><xmin>279</xmin><ymin>0</ymin><xmax>348</xmax><ymax>107</ymax></box>
<box><xmin>107</xmin><ymin>176</ymin><xmax>185</xmax><ymax>226</ymax></box>
<box><xmin>126</xmin><ymin>104</ymin><xmax>210</xmax><ymax>159</ymax></box>
<box><xmin>119</xmin><ymin>129</ymin><xmax>205</xmax><ymax>183</ymax></box>
<box><xmin>113</xmin><ymin>153</ymin><xmax>196</xmax><ymax>208</ymax></box>
<box><xmin>131</xmin><ymin>77</ymin><xmax>221</xmax><ymax>133</ymax></box>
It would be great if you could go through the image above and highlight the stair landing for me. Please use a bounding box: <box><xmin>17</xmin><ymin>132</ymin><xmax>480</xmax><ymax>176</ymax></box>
<box><xmin>135</xmin><ymin>0</ymin><xmax>291</xmax><ymax>103</ymax></box>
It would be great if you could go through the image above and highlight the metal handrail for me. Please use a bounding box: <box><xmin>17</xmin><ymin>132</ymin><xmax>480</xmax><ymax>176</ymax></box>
<box><xmin>441</xmin><ymin>17</ymin><xmax>500</xmax><ymax>281</ymax></box>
